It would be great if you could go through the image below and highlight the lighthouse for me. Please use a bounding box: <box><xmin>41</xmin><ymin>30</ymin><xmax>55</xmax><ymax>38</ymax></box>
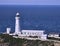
<box><xmin>15</xmin><ymin>12</ymin><xmax>21</xmax><ymax>34</ymax></box>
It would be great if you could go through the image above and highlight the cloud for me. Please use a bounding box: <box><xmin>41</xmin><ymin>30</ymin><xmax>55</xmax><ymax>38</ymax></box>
<box><xmin>0</xmin><ymin>0</ymin><xmax>60</xmax><ymax>5</ymax></box>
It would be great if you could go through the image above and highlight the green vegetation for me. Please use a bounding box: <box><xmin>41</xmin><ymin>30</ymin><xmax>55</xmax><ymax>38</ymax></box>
<box><xmin>0</xmin><ymin>34</ymin><xmax>54</xmax><ymax>46</ymax></box>
<box><xmin>0</xmin><ymin>34</ymin><xmax>26</xmax><ymax>46</ymax></box>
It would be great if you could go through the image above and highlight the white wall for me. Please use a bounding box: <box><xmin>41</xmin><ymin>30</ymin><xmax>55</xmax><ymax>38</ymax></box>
<box><xmin>6</xmin><ymin>28</ymin><xmax>11</xmax><ymax>34</ymax></box>
<box><xmin>40</xmin><ymin>34</ymin><xmax>47</xmax><ymax>40</ymax></box>
<box><xmin>22</xmin><ymin>30</ymin><xmax>45</xmax><ymax>36</ymax></box>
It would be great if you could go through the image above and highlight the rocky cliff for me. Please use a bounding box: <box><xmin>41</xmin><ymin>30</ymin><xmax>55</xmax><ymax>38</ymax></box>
<box><xmin>0</xmin><ymin>34</ymin><xmax>54</xmax><ymax>46</ymax></box>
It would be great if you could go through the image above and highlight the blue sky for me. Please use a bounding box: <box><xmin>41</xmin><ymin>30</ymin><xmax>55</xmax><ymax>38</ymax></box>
<box><xmin>0</xmin><ymin>0</ymin><xmax>60</xmax><ymax>5</ymax></box>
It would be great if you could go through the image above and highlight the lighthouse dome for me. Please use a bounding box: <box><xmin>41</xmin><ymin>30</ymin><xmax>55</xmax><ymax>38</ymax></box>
<box><xmin>16</xmin><ymin>12</ymin><xmax>20</xmax><ymax>17</ymax></box>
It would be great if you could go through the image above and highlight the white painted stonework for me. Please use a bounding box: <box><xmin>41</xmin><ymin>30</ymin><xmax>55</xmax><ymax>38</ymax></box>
<box><xmin>15</xmin><ymin>12</ymin><xmax>21</xmax><ymax>34</ymax></box>
<box><xmin>22</xmin><ymin>30</ymin><xmax>44</xmax><ymax>36</ymax></box>
<box><xmin>6</xmin><ymin>28</ymin><xmax>11</xmax><ymax>34</ymax></box>
<box><xmin>6</xmin><ymin>12</ymin><xmax>47</xmax><ymax>40</ymax></box>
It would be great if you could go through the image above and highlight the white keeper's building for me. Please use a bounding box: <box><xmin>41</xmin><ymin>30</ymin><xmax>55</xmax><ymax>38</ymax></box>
<box><xmin>6</xmin><ymin>12</ymin><xmax>47</xmax><ymax>40</ymax></box>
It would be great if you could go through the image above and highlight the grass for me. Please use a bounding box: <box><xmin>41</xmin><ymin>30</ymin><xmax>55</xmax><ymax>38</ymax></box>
<box><xmin>0</xmin><ymin>34</ymin><xmax>54</xmax><ymax>46</ymax></box>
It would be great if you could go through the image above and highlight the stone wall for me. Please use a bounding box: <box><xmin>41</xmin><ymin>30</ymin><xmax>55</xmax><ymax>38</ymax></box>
<box><xmin>54</xmin><ymin>42</ymin><xmax>60</xmax><ymax>46</ymax></box>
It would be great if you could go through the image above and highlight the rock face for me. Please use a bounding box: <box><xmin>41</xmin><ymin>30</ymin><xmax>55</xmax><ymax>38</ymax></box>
<box><xmin>22</xmin><ymin>40</ymin><xmax>54</xmax><ymax>46</ymax></box>
<box><xmin>1</xmin><ymin>34</ymin><xmax>60</xmax><ymax>46</ymax></box>
<box><xmin>54</xmin><ymin>42</ymin><xmax>60</xmax><ymax>46</ymax></box>
<box><xmin>0</xmin><ymin>43</ymin><xmax>9</xmax><ymax>46</ymax></box>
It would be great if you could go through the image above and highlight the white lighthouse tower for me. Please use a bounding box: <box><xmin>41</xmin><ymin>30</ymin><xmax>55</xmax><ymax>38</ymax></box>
<box><xmin>15</xmin><ymin>12</ymin><xmax>21</xmax><ymax>34</ymax></box>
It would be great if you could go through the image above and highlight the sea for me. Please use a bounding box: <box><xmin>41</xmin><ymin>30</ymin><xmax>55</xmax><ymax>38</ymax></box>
<box><xmin>0</xmin><ymin>5</ymin><xmax>60</xmax><ymax>34</ymax></box>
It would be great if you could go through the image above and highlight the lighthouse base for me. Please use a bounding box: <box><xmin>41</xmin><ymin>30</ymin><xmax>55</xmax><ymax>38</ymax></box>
<box><xmin>14</xmin><ymin>32</ymin><xmax>21</xmax><ymax>35</ymax></box>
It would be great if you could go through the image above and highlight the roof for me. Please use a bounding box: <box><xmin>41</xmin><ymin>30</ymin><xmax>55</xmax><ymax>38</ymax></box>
<box><xmin>49</xmin><ymin>32</ymin><xmax>59</xmax><ymax>35</ymax></box>
<box><xmin>22</xmin><ymin>30</ymin><xmax>45</xmax><ymax>32</ymax></box>
<box><xmin>16</xmin><ymin>12</ymin><xmax>20</xmax><ymax>17</ymax></box>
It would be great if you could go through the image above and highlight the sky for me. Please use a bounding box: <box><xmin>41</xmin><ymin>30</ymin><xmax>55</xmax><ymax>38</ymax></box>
<box><xmin>0</xmin><ymin>0</ymin><xmax>60</xmax><ymax>5</ymax></box>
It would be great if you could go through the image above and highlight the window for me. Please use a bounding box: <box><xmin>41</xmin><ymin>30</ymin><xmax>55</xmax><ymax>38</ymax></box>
<box><xmin>24</xmin><ymin>32</ymin><xmax>26</xmax><ymax>34</ymax></box>
<box><xmin>28</xmin><ymin>32</ymin><xmax>29</xmax><ymax>35</ymax></box>
<box><xmin>32</xmin><ymin>33</ymin><xmax>34</xmax><ymax>35</ymax></box>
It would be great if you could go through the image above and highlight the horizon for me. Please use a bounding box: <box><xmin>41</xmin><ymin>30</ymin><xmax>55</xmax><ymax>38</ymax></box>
<box><xmin>0</xmin><ymin>0</ymin><xmax>60</xmax><ymax>5</ymax></box>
